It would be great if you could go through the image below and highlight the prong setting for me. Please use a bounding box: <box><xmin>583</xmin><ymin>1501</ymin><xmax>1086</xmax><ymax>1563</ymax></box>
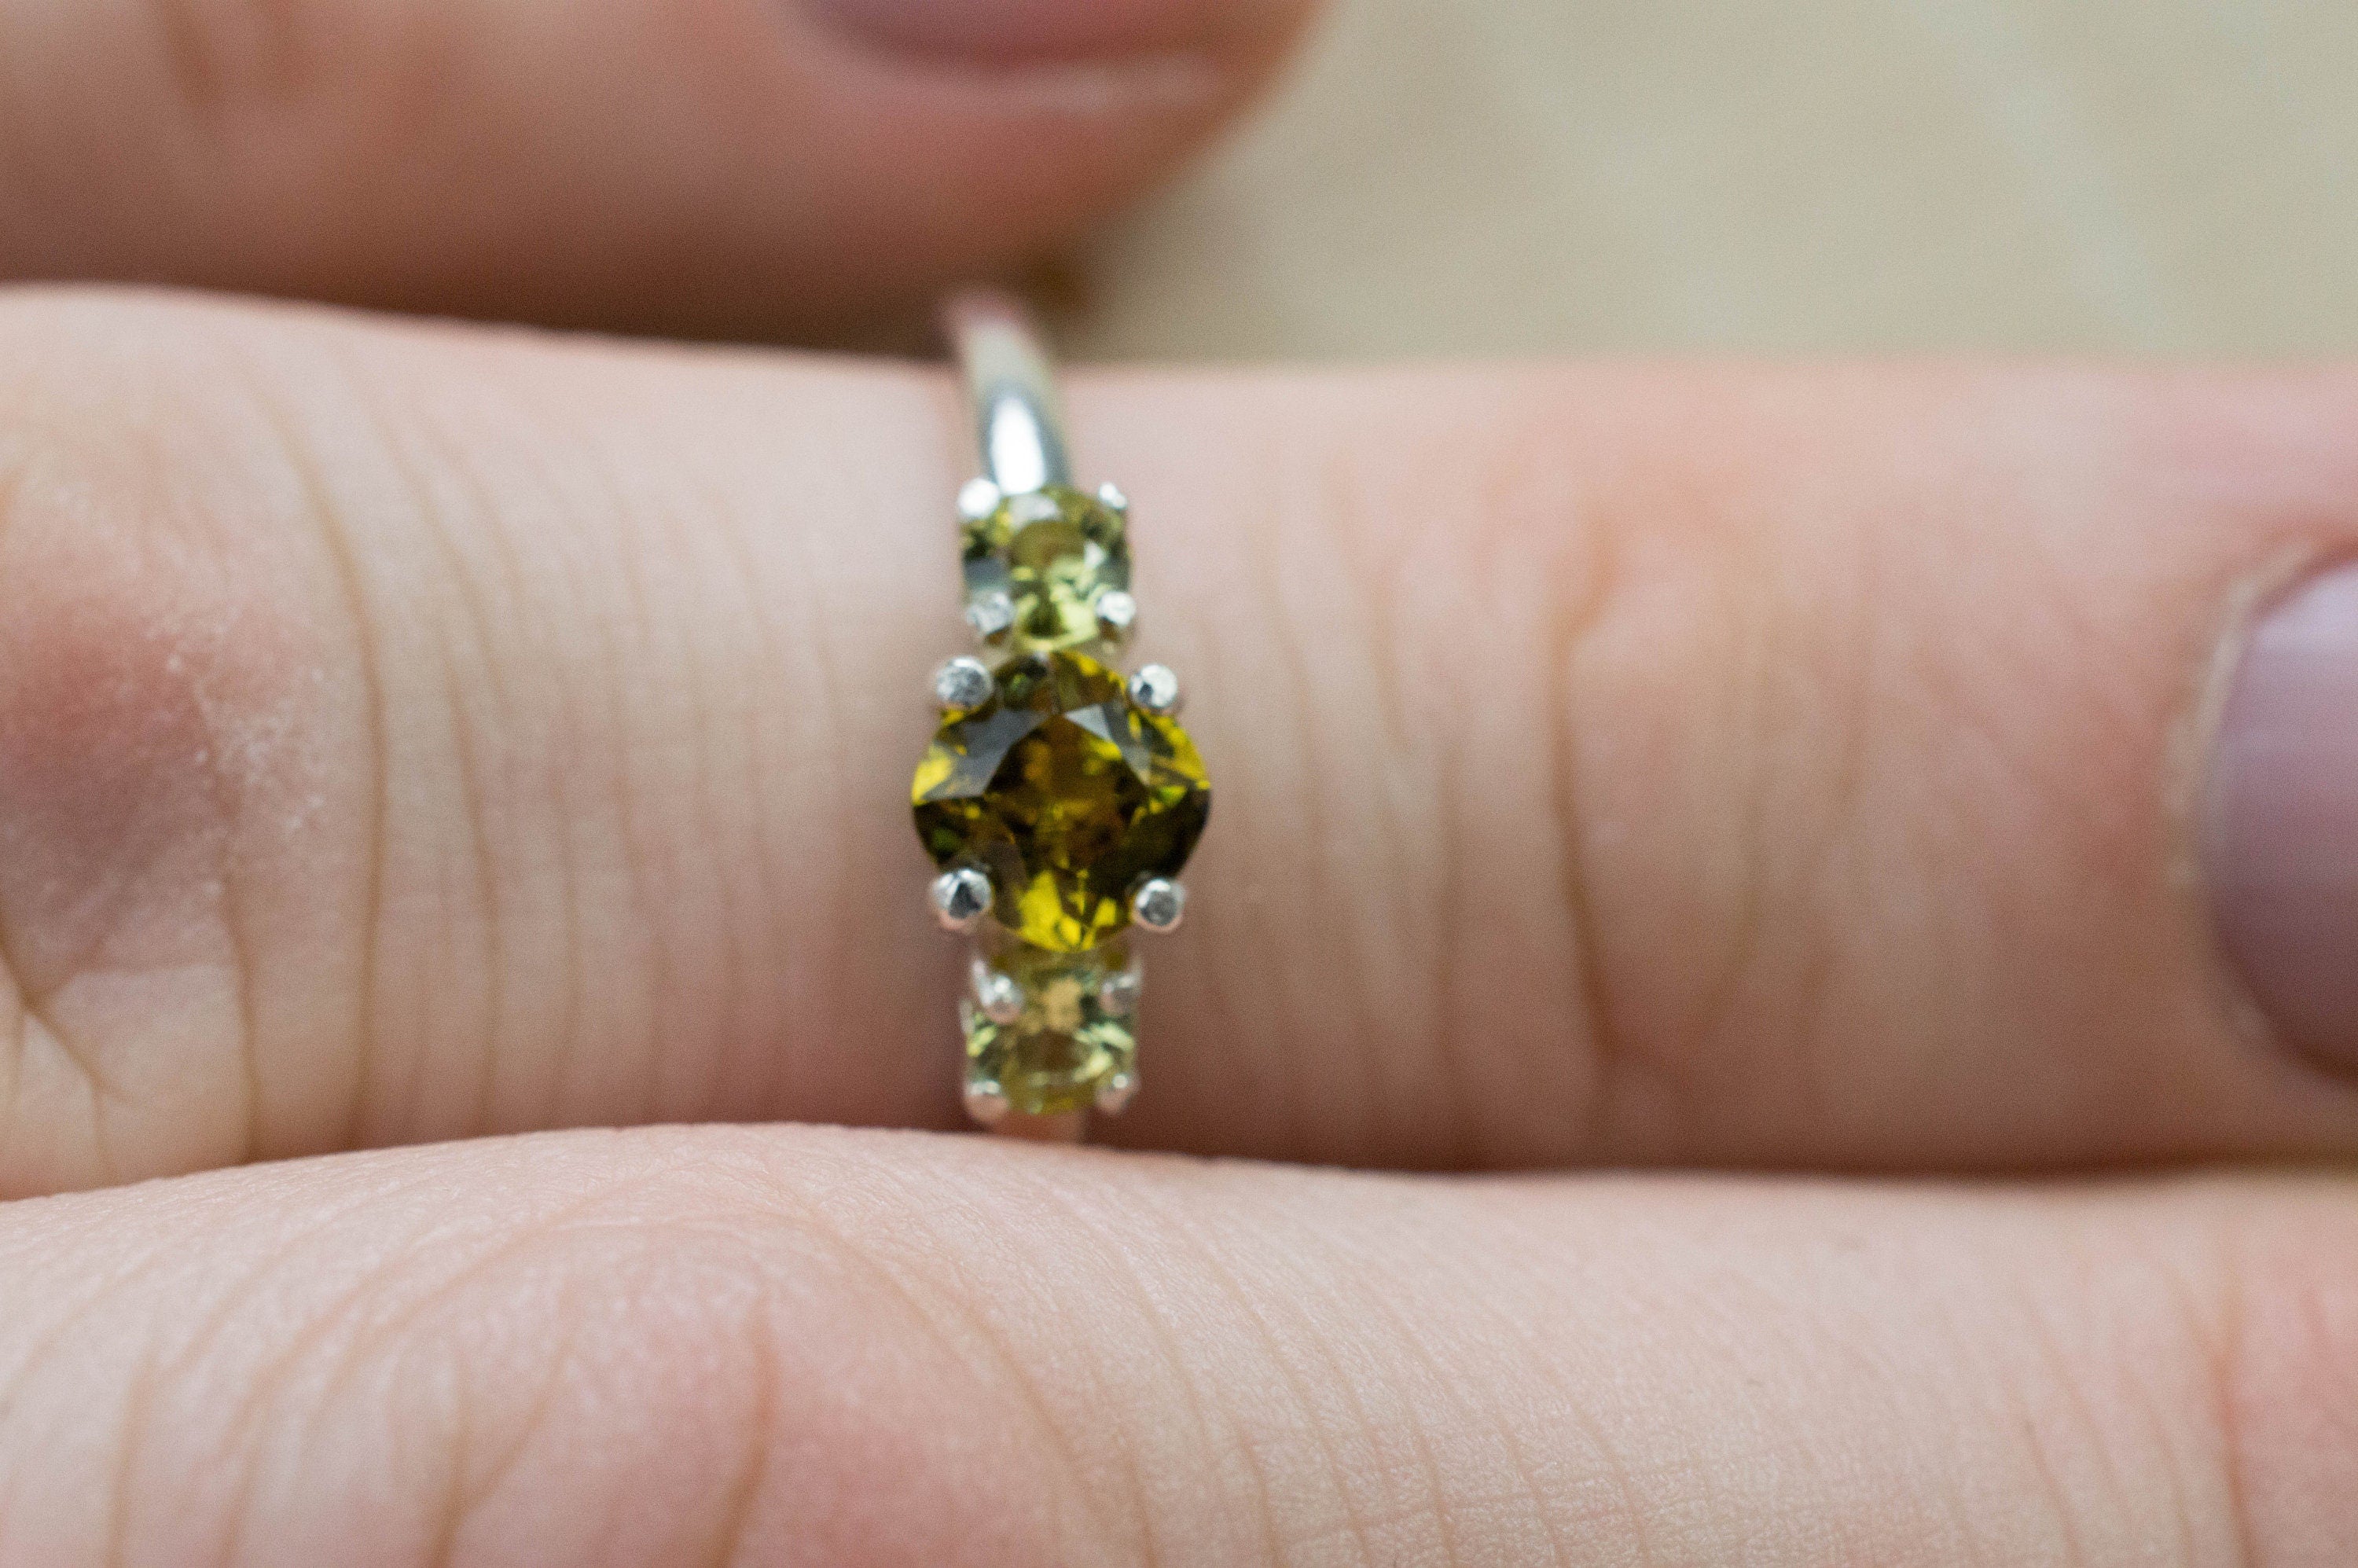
<box><xmin>970</xmin><ymin>958</ymin><xmax>1026</xmax><ymax>1026</ymax></box>
<box><xmin>1128</xmin><ymin>664</ymin><xmax>1182</xmax><ymax>717</ymax></box>
<box><xmin>1093</xmin><ymin>1072</ymin><xmax>1138</xmax><ymax>1116</ymax></box>
<box><xmin>1093</xmin><ymin>589</ymin><xmax>1138</xmax><ymax>640</ymax></box>
<box><xmin>964</xmin><ymin>1080</ymin><xmax>1011</xmax><ymax>1126</ymax></box>
<box><xmin>931</xmin><ymin>867</ymin><xmax>993</xmax><ymax>932</ymax></box>
<box><xmin>1097</xmin><ymin>482</ymin><xmax>1129</xmax><ymax>513</ymax></box>
<box><xmin>932</xmin><ymin>656</ymin><xmax>994</xmax><ymax>714</ymax></box>
<box><xmin>1131</xmin><ymin>877</ymin><xmax>1187</xmax><ymax>934</ymax></box>
<box><xmin>957</xmin><ymin>477</ymin><xmax>1004</xmax><ymax>522</ymax></box>
<box><xmin>964</xmin><ymin>589</ymin><xmax>1016</xmax><ymax>644</ymax></box>
<box><xmin>1097</xmin><ymin>963</ymin><xmax>1143</xmax><ymax>1019</ymax></box>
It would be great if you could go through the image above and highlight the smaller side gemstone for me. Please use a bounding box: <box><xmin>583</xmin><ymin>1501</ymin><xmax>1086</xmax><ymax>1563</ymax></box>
<box><xmin>962</xmin><ymin>484</ymin><xmax>1130</xmax><ymax>654</ymax></box>
<box><xmin>962</xmin><ymin>940</ymin><xmax>1137</xmax><ymax>1115</ymax></box>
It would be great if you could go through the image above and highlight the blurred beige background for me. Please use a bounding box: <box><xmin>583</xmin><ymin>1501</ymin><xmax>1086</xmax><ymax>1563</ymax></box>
<box><xmin>1056</xmin><ymin>0</ymin><xmax>2358</xmax><ymax>362</ymax></box>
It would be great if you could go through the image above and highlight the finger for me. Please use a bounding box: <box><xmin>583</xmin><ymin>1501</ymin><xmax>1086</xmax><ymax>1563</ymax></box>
<box><xmin>0</xmin><ymin>0</ymin><xmax>1313</xmax><ymax>336</ymax></box>
<box><xmin>0</xmin><ymin>1126</ymin><xmax>2350</xmax><ymax>1564</ymax></box>
<box><xmin>6</xmin><ymin>293</ymin><xmax>2358</xmax><ymax>1193</ymax></box>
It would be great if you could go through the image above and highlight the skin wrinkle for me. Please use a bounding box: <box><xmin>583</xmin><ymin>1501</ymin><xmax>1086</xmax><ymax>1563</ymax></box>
<box><xmin>698</xmin><ymin>475</ymin><xmax>791</xmax><ymax>1119</ymax></box>
<box><xmin>225</xmin><ymin>332</ymin><xmax>389</xmax><ymax>1163</ymax></box>
<box><xmin>425</xmin><ymin>1307</ymin><xmax>584</xmax><ymax>1568</ymax></box>
<box><xmin>1407</xmin><ymin>1254</ymin><xmax>1594</xmax><ymax>1567</ymax></box>
<box><xmin>756</xmin><ymin>1154</ymin><xmax>1126</xmax><ymax>1560</ymax></box>
<box><xmin>1039</xmin><ymin>1175</ymin><xmax>1243</xmax><ymax>1568</ymax></box>
<box><xmin>696</xmin><ymin>1313</ymin><xmax>776</xmax><ymax>1568</ymax></box>
<box><xmin>1544</xmin><ymin>479</ymin><xmax>1626</xmax><ymax>1166</ymax></box>
<box><xmin>334</xmin><ymin>353</ymin><xmax>509</xmax><ymax>1144</ymax></box>
<box><xmin>966</xmin><ymin>1165</ymin><xmax>1181</xmax><ymax>1566</ymax></box>
<box><xmin>1237</xmin><ymin>431</ymin><xmax>1326</xmax><ymax>1156</ymax></box>
<box><xmin>639</xmin><ymin>479</ymin><xmax>733</xmax><ymax>1127</ymax></box>
<box><xmin>562</xmin><ymin>408</ymin><xmax>675</xmax><ymax>1133</ymax></box>
<box><xmin>1149</xmin><ymin>1188</ymin><xmax>1370</xmax><ymax>1568</ymax></box>
<box><xmin>1880</xmin><ymin>1226</ymin><xmax>2029</xmax><ymax>1568</ymax></box>
<box><xmin>766</xmin><ymin>397</ymin><xmax>858</xmax><ymax>1129</ymax></box>
<box><xmin>1462</xmin><ymin>1202</ymin><xmax>1661</xmax><ymax>1568</ymax></box>
<box><xmin>213</xmin><ymin>1157</ymin><xmax>712</xmax><ymax>1566</ymax></box>
<box><xmin>1248</xmin><ymin>1213</ymin><xmax>1470</xmax><ymax>1566</ymax></box>
<box><xmin>2187</xmin><ymin>1247</ymin><xmax>2261</xmax><ymax>1568</ymax></box>
<box><xmin>428</xmin><ymin>367</ymin><xmax>633</xmax><ymax>1138</ymax></box>
<box><xmin>298</xmin><ymin>1220</ymin><xmax>667</xmax><ymax>1565</ymax></box>
<box><xmin>1778</xmin><ymin>510</ymin><xmax>1887</xmax><ymax>1146</ymax></box>
<box><xmin>150</xmin><ymin>1159</ymin><xmax>502</xmax><ymax>1567</ymax></box>
<box><xmin>597</xmin><ymin>442</ymin><xmax>740</xmax><ymax>1128</ymax></box>
<box><xmin>1444</xmin><ymin>399</ymin><xmax>1611</xmax><ymax>1168</ymax></box>
<box><xmin>2074</xmin><ymin>1221</ymin><xmax>2222</xmax><ymax>1567</ymax></box>
<box><xmin>0</xmin><ymin>1224</ymin><xmax>185</xmax><ymax>1557</ymax></box>
<box><xmin>205</xmin><ymin>691</ymin><xmax>263</xmax><ymax>1168</ymax></box>
<box><xmin>1318</xmin><ymin>442</ymin><xmax>1449</xmax><ymax>1159</ymax></box>
<box><xmin>1340</xmin><ymin>1191</ymin><xmax>1592</xmax><ymax>1564</ymax></box>
<box><xmin>2007</xmin><ymin>1254</ymin><xmax>2135</xmax><ymax>1566</ymax></box>
<box><xmin>406</xmin><ymin>348</ymin><xmax>642</xmax><ymax>1136</ymax></box>
<box><xmin>101</xmin><ymin>1325</ymin><xmax>160</xmax><ymax>1568</ymax></box>
<box><xmin>409</xmin><ymin>391</ymin><xmax>534</xmax><ymax>1137</ymax></box>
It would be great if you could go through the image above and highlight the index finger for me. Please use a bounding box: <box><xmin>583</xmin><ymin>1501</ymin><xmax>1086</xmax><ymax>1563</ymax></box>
<box><xmin>0</xmin><ymin>292</ymin><xmax>2352</xmax><ymax>1190</ymax></box>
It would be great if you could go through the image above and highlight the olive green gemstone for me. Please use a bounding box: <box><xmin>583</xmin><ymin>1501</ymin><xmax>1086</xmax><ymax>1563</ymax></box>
<box><xmin>963</xmin><ymin>940</ymin><xmax>1136</xmax><ymax>1115</ymax></box>
<box><xmin>963</xmin><ymin>484</ymin><xmax>1129</xmax><ymax>653</ymax></box>
<box><xmin>912</xmin><ymin>650</ymin><xmax>1210</xmax><ymax>952</ymax></box>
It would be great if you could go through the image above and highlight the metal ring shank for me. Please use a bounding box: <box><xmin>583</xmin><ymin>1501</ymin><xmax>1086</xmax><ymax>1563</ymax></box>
<box><xmin>943</xmin><ymin>288</ymin><xmax>1071</xmax><ymax>495</ymax></box>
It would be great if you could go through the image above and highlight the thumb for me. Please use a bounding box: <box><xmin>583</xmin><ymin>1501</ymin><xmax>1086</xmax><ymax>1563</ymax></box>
<box><xmin>0</xmin><ymin>0</ymin><xmax>1315</xmax><ymax>335</ymax></box>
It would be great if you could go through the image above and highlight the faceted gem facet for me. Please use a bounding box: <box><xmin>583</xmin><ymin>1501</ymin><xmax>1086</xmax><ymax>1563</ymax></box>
<box><xmin>962</xmin><ymin>484</ymin><xmax>1130</xmax><ymax>653</ymax></box>
<box><xmin>912</xmin><ymin>650</ymin><xmax>1210</xmax><ymax>951</ymax></box>
<box><xmin>962</xmin><ymin>940</ymin><xmax>1136</xmax><ymax>1115</ymax></box>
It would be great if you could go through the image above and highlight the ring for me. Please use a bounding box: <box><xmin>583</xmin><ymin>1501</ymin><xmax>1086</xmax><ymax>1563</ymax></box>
<box><xmin>912</xmin><ymin>291</ymin><xmax>1213</xmax><ymax>1133</ymax></box>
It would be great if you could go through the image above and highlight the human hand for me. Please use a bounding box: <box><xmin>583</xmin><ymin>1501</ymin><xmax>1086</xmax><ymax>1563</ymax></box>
<box><xmin>0</xmin><ymin>3</ymin><xmax>2351</xmax><ymax>1563</ymax></box>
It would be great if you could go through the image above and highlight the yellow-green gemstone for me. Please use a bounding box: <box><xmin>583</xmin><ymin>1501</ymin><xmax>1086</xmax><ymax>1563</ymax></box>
<box><xmin>963</xmin><ymin>941</ymin><xmax>1136</xmax><ymax>1115</ymax></box>
<box><xmin>963</xmin><ymin>484</ymin><xmax>1129</xmax><ymax>652</ymax></box>
<box><xmin>912</xmin><ymin>650</ymin><xmax>1210</xmax><ymax>951</ymax></box>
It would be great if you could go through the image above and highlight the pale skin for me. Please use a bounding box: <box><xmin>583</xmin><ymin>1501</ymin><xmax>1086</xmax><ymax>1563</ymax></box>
<box><xmin>0</xmin><ymin>1</ymin><xmax>2350</xmax><ymax>1564</ymax></box>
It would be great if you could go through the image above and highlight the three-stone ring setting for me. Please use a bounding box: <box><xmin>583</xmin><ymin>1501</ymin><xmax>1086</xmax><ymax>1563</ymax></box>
<box><xmin>911</xmin><ymin>292</ymin><xmax>1211</xmax><ymax>1131</ymax></box>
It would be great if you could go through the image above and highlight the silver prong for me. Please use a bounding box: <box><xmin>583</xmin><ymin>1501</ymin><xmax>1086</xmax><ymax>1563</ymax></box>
<box><xmin>931</xmin><ymin>867</ymin><xmax>993</xmax><ymax>932</ymax></box>
<box><xmin>970</xmin><ymin>958</ymin><xmax>1026</xmax><ymax>1026</ymax></box>
<box><xmin>1093</xmin><ymin>1072</ymin><xmax>1138</xmax><ymax>1116</ymax></box>
<box><xmin>933</xmin><ymin>656</ymin><xmax>994</xmax><ymax>714</ymax></box>
<box><xmin>1094</xmin><ymin>589</ymin><xmax>1138</xmax><ymax>639</ymax></box>
<box><xmin>1128</xmin><ymin>663</ymin><xmax>1181</xmax><ymax>717</ymax></box>
<box><xmin>964</xmin><ymin>1080</ymin><xmax>1011</xmax><ymax>1126</ymax></box>
<box><xmin>1096</xmin><ymin>482</ymin><xmax>1129</xmax><ymax>513</ymax></box>
<box><xmin>1130</xmin><ymin>877</ymin><xmax>1186</xmax><ymax>934</ymax></box>
<box><xmin>1097</xmin><ymin>962</ymin><xmax>1143</xmax><ymax>1019</ymax></box>
<box><xmin>957</xmin><ymin>478</ymin><xmax>1004</xmax><ymax>522</ymax></box>
<box><xmin>965</xmin><ymin>590</ymin><xmax>1016</xmax><ymax>644</ymax></box>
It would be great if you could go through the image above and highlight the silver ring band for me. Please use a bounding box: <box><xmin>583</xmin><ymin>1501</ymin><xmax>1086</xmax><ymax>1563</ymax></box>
<box><xmin>944</xmin><ymin>288</ymin><xmax>1071</xmax><ymax>495</ymax></box>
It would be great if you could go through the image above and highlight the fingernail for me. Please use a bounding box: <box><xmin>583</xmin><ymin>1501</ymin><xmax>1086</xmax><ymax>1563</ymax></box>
<box><xmin>805</xmin><ymin>0</ymin><xmax>1254</xmax><ymax>64</ymax></box>
<box><xmin>2204</xmin><ymin>560</ymin><xmax>2358</xmax><ymax>1074</ymax></box>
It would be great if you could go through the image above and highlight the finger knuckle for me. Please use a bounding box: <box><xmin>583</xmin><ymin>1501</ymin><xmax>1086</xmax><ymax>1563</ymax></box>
<box><xmin>0</xmin><ymin>290</ymin><xmax>365</xmax><ymax>1192</ymax></box>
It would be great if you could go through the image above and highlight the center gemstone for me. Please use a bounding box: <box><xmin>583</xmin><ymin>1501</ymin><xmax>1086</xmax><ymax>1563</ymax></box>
<box><xmin>912</xmin><ymin>650</ymin><xmax>1210</xmax><ymax>951</ymax></box>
